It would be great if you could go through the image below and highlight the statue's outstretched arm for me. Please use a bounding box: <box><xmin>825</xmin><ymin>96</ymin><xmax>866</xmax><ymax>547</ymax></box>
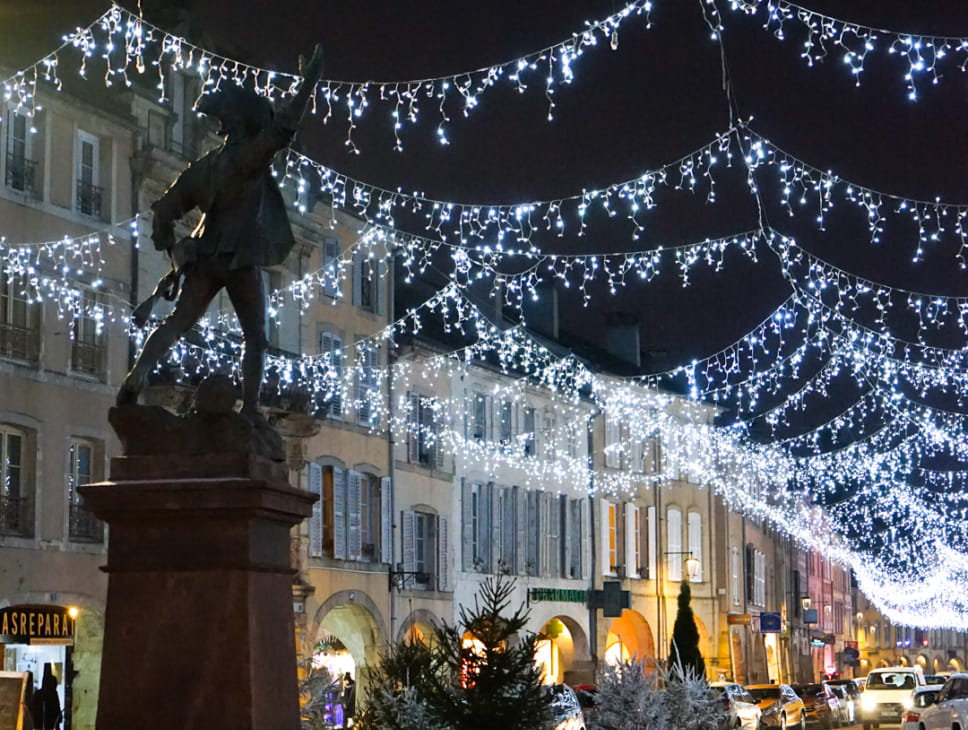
<box><xmin>277</xmin><ymin>44</ymin><xmax>324</xmax><ymax>133</ymax></box>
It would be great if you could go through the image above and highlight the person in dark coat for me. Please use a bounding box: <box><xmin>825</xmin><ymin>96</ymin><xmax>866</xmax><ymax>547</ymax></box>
<box><xmin>31</xmin><ymin>666</ymin><xmax>61</xmax><ymax>730</ymax></box>
<box><xmin>117</xmin><ymin>45</ymin><xmax>323</xmax><ymax>419</ymax></box>
<box><xmin>340</xmin><ymin>672</ymin><xmax>356</xmax><ymax>727</ymax></box>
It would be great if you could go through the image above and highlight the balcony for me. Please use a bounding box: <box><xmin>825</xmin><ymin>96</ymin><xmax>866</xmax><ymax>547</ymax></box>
<box><xmin>0</xmin><ymin>493</ymin><xmax>31</xmax><ymax>537</ymax></box>
<box><xmin>6</xmin><ymin>153</ymin><xmax>38</xmax><ymax>196</ymax></box>
<box><xmin>68</xmin><ymin>501</ymin><xmax>103</xmax><ymax>543</ymax></box>
<box><xmin>0</xmin><ymin>321</ymin><xmax>40</xmax><ymax>363</ymax></box>
<box><xmin>76</xmin><ymin>179</ymin><xmax>103</xmax><ymax>218</ymax></box>
<box><xmin>71</xmin><ymin>340</ymin><xmax>106</xmax><ymax>379</ymax></box>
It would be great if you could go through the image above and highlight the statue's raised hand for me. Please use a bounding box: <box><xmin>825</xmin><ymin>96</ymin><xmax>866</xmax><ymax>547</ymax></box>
<box><xmin>299</xmin><ymin>44</ymin><xmax>323</xmax><ymax>82</ymax></box>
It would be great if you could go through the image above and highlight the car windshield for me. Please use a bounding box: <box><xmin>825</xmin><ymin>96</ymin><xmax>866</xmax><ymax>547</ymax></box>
<box><xmin>797</xmin><ymin>684</ymin><xmax>824</xmax><ymax>696</ymax></box>
<box><xmin>867</xmin><ymin>674</ymin><xmax>915</xmax><ymax>689</ymax></box>
<box><xmin>749</xmin><ymin>688</ymin><xmax>782</xmax><ymax>701</ymax></box>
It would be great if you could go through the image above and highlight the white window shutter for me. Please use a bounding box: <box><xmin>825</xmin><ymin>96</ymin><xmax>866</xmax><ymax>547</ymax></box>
<box><xmin>436</xmin><ymin>516</ymin><xmax>449</xmax><ymax>591</ymax></box>
<box><xmin>461</xmin><ymin>478</ymin><xmax>473</xmax><ymax>571</ymax></box>
<box><xmin>514</xmin><ymin>486</ymin><xmax>527</xmax><ymax>575</ymax></box>
<box><xmin>407</xmin><ymin>392</ymin><xmax>420</xmax><ymax>463</ymax></box>
<box><xmin>333</xmin><ymin>467</ymin><xmax>346</xmax><ymax>559</ymax></box>
<box><xmin>688</xmin><ymin>511</ymin><xmax>703</xmax><ymax>582</ymax></box>
<box><xmin>347</xmin><ymin>470</ymin><xmax>362</xmax><ymax>560</ymax></box>
<box><xmin>376</xmin><ymin>260</ymin><xmax>386</xmax><ymax>315</ymax></box>
<box><xmin>579</xmin><ymin>498</ymin><xmax>589</xmax><ymax>580</ymax></box>
<box><xmin>380</xmin><ymin>476</ymin><xmax>392</xmax><ymax>564</ymax></box>
<box><xmin>402</xmin><ymin>510</ymin><xmax>416</xmax><ymax>574</ymax></box>
<box><xmin>647</xmin><ymin>505</ymin><xmax>657</xmax><ymax>580</ymax></box>
<box><xmin>667</xmin><ymin>507</ymin><xmax>682</xmax><ymax>581</ymax></box>
<box><xmin>625</xmin><ymin>504</ymin><xmax>639</xmax><ymax>578</ymax></box>
<box><xmin>483</xmin><ymin>481</ymin><xmax>495</xmax><ymax>572</ymax></box>
<box><xmin>307</xmin><ymin>463</ymin><xmax>323</xmax><ymax>558</ymax></box>
<box><xmin>601</xmin><ymin>500</ymin><xmax>613</xmax><ymax>576</ymax></box>
<box><xmin>434</xmin><ymin>403</ymin><xmax>448</xmax><ymax>471</ymax></box>
<box><xmin>352</xmin><ymin>250</ymin><xmax>363</xmax><ymax>307</ymax></box>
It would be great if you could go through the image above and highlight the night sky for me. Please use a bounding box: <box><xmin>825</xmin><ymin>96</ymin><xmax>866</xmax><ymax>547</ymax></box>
<box><xmin>6</xmin><ymin>0</ymin><xmax>968</xmax><ymax>402</ymax></box>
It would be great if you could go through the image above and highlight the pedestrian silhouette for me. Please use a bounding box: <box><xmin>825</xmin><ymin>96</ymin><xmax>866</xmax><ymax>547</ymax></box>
<box><xmin>340</xmin><ymin>672</ymin><xmax>356</xmax><ymax>728</ymax></box>
<box><xmin>31</xmin><ymin>665</ymin><xmax>61</xmax><ymax>730</ymax></box>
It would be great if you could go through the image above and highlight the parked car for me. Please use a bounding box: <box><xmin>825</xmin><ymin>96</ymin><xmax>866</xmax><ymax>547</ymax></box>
<box><xmin>794</xmin><ymin>683</ymin><xmax>840</xmax><ymax>729</ymax></box>
<box><xmin>826</xmin><ymin>683</ymin><xmax>856</xmax><ymax>725</ymax></box>
<box><xmin>859</xmin><ymin>666</ymin><xmax>926</xmax><ymax>729</ymax></box>
<box><xmin>923</xmin><ymin>675</ymin><xmax>948</xmax><ymax>688</ymax></box>
<box><xmin>711</xmin><ymin>682</ymin><xmax>763</xmax><ymax>730</ymax></box>
<box><xmin>915</xmin><ymin>673</ymin><xmax>968</xmax><ymax>730</ymax></box>
<box><xmin>748</xmin><ymin>684</ymin><xmax>807</xmax><ymax>730</ymax></box>
<box><xmin>547</xmin><ymin>683</ymin><xmax>586</xmax><ymax>730</ymax></box>
<box><xmin>903</xmin><ymin>686</ymin><xmax>943</xmax><ymax>730</ymax></box>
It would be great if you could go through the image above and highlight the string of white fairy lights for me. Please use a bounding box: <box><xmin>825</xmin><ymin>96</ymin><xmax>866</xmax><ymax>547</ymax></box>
<box><xmin>6</xmin><ymin>4</ymin><xmax>968</xmax><ymax>622</ymax></box>
<box><xmin>11</xmin><ymin>0</ymin><xmax>965</xmax><ymax>160</ymax></box>
<box><xmin>706</xmin><ymin>0</ymin><xmax>968</xmax><ymax>101</ymax></box>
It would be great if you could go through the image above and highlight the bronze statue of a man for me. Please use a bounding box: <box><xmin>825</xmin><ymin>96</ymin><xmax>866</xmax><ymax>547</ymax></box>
<box><xmin>118</xmin><ymin>46</ymin><xmax>323</xmax><ymax>418</ymax></box>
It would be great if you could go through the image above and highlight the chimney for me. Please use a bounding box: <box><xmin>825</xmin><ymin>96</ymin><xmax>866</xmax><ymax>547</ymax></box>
<box><xmin>522</xmin><ymin>284</ymin><xmax>559</xmax><ymax>340</ymax></box>
<box><xmin>605</xmin><ymin>312</ymin><xmax>641</xmax><ymax>368</ymax></box>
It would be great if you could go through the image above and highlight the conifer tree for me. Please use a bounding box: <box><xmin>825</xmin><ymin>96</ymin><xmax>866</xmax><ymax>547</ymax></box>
<box><xmin>669</xmin><ymin>581</ymin><xmax>705</xmax><ymax>679</ymax></box>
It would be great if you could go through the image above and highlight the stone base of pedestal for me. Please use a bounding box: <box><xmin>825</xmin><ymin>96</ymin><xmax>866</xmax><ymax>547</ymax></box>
<box><xmin>80</xmin><ymin>452</ymin><xmax>315</xmax><ymax>730</ymax></box>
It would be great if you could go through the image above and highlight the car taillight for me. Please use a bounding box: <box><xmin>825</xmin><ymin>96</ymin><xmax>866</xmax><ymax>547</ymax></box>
<box><xmin>905</xmin><ymin>711</ymin><xmax>920</xmax><ymax>723</ymax></box>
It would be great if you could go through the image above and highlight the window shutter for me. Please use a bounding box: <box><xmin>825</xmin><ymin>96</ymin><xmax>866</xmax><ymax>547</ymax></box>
<box><xmin>461</xmin><ymin>478</ymin><xmax>473</xmax><ymax>571</ymax></box>
<box><xmin>500</xmin><ymin>486</ymin><xmax>514</xmax><ymax>572</ymax></box>
<box><xmin>380</xmin><ymin>476</ymin><xmax>392</xmax><ymax>564</ymax></box>
<box><xmin>407</xmin><ymin>392</ymin><xmax>420</xmax><ymax>463</ymax></box>
<box><xmin>434</xmin><ymin>402</ymin><xmax>448</xmax><ymax>471</ymax></box>
<box><xmin>556</xmin><ymin>494</ymin><xmax>566</xmax><ymax>578</ymax></box>
<box><xmin>601</xmin><ymin>500</ymin><xmax>612</xmax><ymax>576</ymax></box>
<box><xmin>538</xmin><ymin>491</ymin><xmax>550</xmax><ymax>576</ymax></box>
<box><xmin>352</xmin><ymin>250</ymin><xmax>363</xmax><ymax>307</ymax></box>
<box><xmin>526</xmin><ymin>490</ymin><xmax>539</xmax><ymax>576</ymax></box>
<box><xmin>402</xmin><ymin>510</ymin><xmax>416</xmax><ymax>574</ymax></box>
<box><xmin>688</xmin><ymin>512</ymin><xmax>703</xmax><ymax>582</ymax></box>
<box><xmin>436</xmin><ymin>516</ymin><xmax>449</xmax><ymax>591</ymax></box>
<box><xmin>514</xmin><ymin>486</ymin><xmax>527</xmax><ymax>575</ymax></box>
<box><xmin>625</xmin><ymin>504</ymin><xmax>639</xmax><ymax>578</ymax></box>
<box><xmin>667</xmin><ymin>507</ymin><xmax>682</xmax><ymax>581</ymax></box>
<box><xmin>322</xmin><ymin>236</ymin><xmax>340</xmax><ymax>298</ymax></box>
<box><xmin>483</xmin><ymin>481</ymin><xmax>495</xmax><ymax>571</ymax></box>
<box><xmin>307</xmin><ymin>463</ymin><xmax>323</xmax><ymax>558</ymax></box>
<box><xmin>347</xmin><ymin>470</ymin><xmax>362</xmax><ymax>560</ymax></box>
<box><xmin>376</xmin><ymin>259</ymin><xmax>386</xmax><ymax>315</ymax></box>
<box><xmin>745</xmin><ymin>545</ymin><xmax>755</xmax><ymax>604</ymax></box>
<box><xmin>647</xmin><ymin>505</ymin><xmax>657</xmax><ymax>580</ymax></box>
<box><xmin>333</xmin><ymin>467</ymin><xmax>346</xmax><ymax>559</ymax></box>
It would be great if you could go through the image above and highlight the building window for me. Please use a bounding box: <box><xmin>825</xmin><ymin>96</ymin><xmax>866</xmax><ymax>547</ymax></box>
<box><xmin>499</xmin><ymin>401</ymin><xmax>514</xmax><ymax>451</ymax></box>
<box><xmin>355</xmin><ymin>346</ymin><xmax>380</xmax><ymax>426</ymax></box>
<box><xmin>321</xmin><ymin>236</ymin><xmax>341</xmax><ymax>299</ymax></box>
<box><xmin>406</xmin><ymin>392</ymin><xmax>447</xmax><ymax>470</ymax></box>
<box><xmin>0</xmin><ymin>275</ymin><xmax>41</xmax><ymax>363</ymax></box>
<box><xmin>76</xmin><ymin>130</ymin><xmax>103</xmax><ymax>218</ymax></box>
<box><xmin>625</xmin><ymin>503</ymin><xmax>641</xmax><ymax>578</ymax></box>
<box><xmin>67</xmin><ymin>438</ymin><xmax>102</xmax><ymax>543</ymax></box>
<box><xmin>0</xmin><ymin>425</ymin><xmax>31</xmax><ymax>536</ymax></box>
<box><xmin>523</xmin><ymin>406</ymin><xmax>536</xmax><ymax>456</ymax></box>
<box><xmin>319</xmin><ymin>465</ymin><xmax>388</xmax><ymax>562</ymax></box>
<box><xmin>70</xmin><ymin>290</ymin><xmax>107</xmax><ymax>378</ymax></box>
<box><xmin>352</xmin><ymin>252</ymin><xmax>385</xmax><ymax>314</ymax></box>
<box><xmin>318</xmin><ymin>329</ymin><xmax>343</xmax><ymax>418</ymax></box>
<box><xmin>6</xmin><ymin>112</ymin><xmax>37</xmax><ymax>195</ymax></box>
<box><xmin>604</xmin><ymin>415</ymin><xmax>621</xmax><ymax>469</ymax></box>
<box><xmin>745</xmin><ymin>545</ymin><xmax>766</xmax><ymax>607</ymax></box>
<box><xmin>731</xmin><ymin>546</ymin><xmax>741</xmax><ymax>606</ymax></box>
<box><xmin>402</xmin><ymin>509</ymin><xmax>449</xmax><ymax>591</ymax></box>
<box><xmin>462</xmin><ymin>480</ymin><xmax>491</xmax><ymax>572</ymax></box>
<box><xmin>471</xmin><ymin>393</ymin><xmax>489</xmax><ymax>442</ymax></box>
<box><xmin>667</xmin><ymin>507</ymin><xmax>682</xmax><ymax>581</ymax></box>
<box><xmin>601</xmin><ymin>500</ymin><xmax>618</xmax><ymax>575</ymax></box>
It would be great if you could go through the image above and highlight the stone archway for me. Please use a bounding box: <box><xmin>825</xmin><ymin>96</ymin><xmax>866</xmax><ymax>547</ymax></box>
<box><xmin>534</xmin><ymin>614</ymin><xmax>591</xmax><ymax>685</ymax></box>
<box><xmin>396</xmin><ymin>608</ymin><xmax>441</xmax><ymax>645</ymax></box>
<box><xmin>949</xmin><ymin>656</ymin><xmax>965</xmax><ymax>672</ymax></box>
<box><xmin>311</xmin><ymin>590</ymin><xmax>387</xmax><ymax>691</ymax></box>
<box><xmin>604</xmin><ymin>609</ymin><xmax>656</xmax><ymax>669</ymax></box>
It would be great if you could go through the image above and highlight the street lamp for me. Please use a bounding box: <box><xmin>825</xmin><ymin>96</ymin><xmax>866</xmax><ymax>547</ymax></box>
<box><xmin>801</xmin><ymin>595</ymin><xmax>812</xmax><ymax>612</ymax></box>
<box><xmin>665</xmin><ymin>551</ymin><xmax>700</xmax><ymax>581</ymax></box>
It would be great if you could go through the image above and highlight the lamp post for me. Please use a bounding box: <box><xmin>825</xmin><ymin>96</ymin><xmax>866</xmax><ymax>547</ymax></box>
<box><xmin>665</xmin><ymin>551</ymin><xmax>701</xmax><ymax>581</ymax></box>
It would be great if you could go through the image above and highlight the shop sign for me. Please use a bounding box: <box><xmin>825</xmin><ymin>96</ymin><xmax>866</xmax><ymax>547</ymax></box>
<box><xmin>810</xmin><ymin>637</ymin><xmax>827</xmax><ymax>648</ymax></box>
<box><xmin>727</xmin><ymin>613</ymin><xmax>751</xmax><ymax>625</ymax></box>
<box><xmin>529</xmin><ymin>588</ymin><xmax>587</xmax><ymax>603</ymax></box>
<box><xmin>759</xmin><ymin>612</ymin><xmax>782</xmax><ymax>633</ymax></box>
<box><xmin>0</xmin><ymin>605</ymin><xmax>75</xmax><ymax>646</ymax></box>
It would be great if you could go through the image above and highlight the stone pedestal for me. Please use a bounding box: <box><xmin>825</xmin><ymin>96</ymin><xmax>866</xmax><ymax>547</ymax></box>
<box><xmin>80</xmin><ymin>451</ymin><xmax>316</xmax><ymax>730</ymax></box>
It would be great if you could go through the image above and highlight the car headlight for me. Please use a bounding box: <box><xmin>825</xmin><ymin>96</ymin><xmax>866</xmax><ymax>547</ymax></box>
<box><xmin>861</xmin><ymin>696</ymin><xmax>877</xmax><ymax>711</ymax></box>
